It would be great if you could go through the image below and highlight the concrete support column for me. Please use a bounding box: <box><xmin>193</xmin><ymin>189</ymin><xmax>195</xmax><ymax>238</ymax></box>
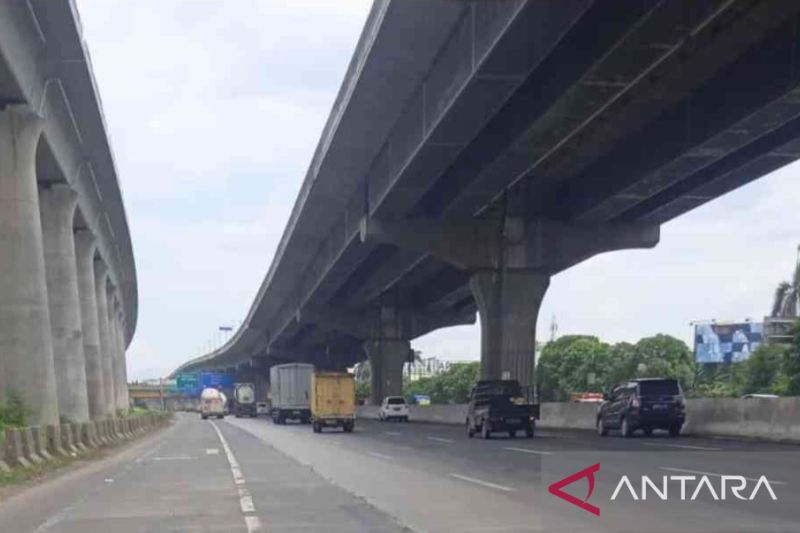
<box><xmin>74</xmin><ymin>230</ymin><xmax>105</xmax><ymax>419</ymax></box>
<box><xmin>106</xmin><ymin>293</ymin><xmax>126</xmax><ymax>411</ymax></box>
<box><xmin>469</xmin><ymin>270</ymin><xmax>549</xmax><ymax>390</ymax></box>
<box><xmin>93</xmin><ymin>262</ymin><xmax>115</xmax><ymax>416</ymax></box>
<box><xmin>114</xmin><ymin>313</ymin><xmax>130</xmax><ymax>410</ymax></box>
<box><xmin>364</xmin><ymin>338</ymin><xmax>410</xmax><ymax>405</ymax></box>
<box><xmin>0</xmin><ymin>105</ymin><xmax>59</xmax><ymax>426</ymax></box>
<box><xmin>253</xmin><ymin>372</ymin><xmax>269</xmax><ymax>403</ymax></box>
<box><xmin>39</xmin><ymin>184</ymin><xmax>90</xmax><ymax>422</ymax></box>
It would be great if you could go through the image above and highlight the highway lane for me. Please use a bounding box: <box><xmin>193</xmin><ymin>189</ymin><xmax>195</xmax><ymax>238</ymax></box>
<box><xmin>0</xmin><ymin>413</ymin><xmax>406</xmax><ymax>532</ymax></box>
<box><xmin>227</xmin><ymin>416</ymin><xmax>800</xmax><ymax>533</ymax></box>
<box><xmin>1</xmin><ymin>413</ymin><xmax>797</xmax><ymax>532</ymax></box>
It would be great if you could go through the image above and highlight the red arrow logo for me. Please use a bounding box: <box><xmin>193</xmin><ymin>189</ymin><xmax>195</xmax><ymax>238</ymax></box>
<box><xmin>548</xmin><ymin>463</ymin><xmax>601</xmax><ymax>516</ymax></box>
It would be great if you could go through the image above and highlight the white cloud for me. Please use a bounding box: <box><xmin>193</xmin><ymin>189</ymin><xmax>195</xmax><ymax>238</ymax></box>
<box><xmin>77</xmin><ymin>0</ymin><xmax>372</xmax><ymax>379</ymax></box>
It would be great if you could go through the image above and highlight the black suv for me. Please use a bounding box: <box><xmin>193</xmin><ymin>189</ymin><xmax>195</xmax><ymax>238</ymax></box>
<box><xmin>466</xmin><ymin>380</ymin><xmax>538</xmax><ymax>439</ymax></box>
<box><xmin>597</xmin><ymin>378</ymin><xmax>685</xmax><ymax>437</ymax></box>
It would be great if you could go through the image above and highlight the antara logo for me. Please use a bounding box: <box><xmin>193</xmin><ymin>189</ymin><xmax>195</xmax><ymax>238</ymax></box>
<box><xmin>610</xmin><ymin>474</ymin><xmax>778</xmax><ymax>501</ymax></box>
<box><xmin>548</xmin><ymin>463</ymin><xmax>601</xmax><ymax>516</ymax></box>
<box><xmin>549</xmin><ymin>464</ymin><xmax>778</xmax><ymax>516</ymax></box>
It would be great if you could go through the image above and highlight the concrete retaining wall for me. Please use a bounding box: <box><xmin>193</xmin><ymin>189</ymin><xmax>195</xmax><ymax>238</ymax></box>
<box><xmin>358</xmin><ymin>397</ymin><xmax>800</xmax><ymax>442</ymax></box>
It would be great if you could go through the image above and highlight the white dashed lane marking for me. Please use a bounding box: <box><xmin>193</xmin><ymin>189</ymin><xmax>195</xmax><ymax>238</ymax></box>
<box><xmin>504</xmin><ymin>447</ymin><xmax>553</xmax><ymax>455</ymax></box>
<box><xmin>427</xmin><ymin>436</ymin><xmax>454</xmax><ymax>443</ymax></box>
<box><xmin>449</xmin><ymin>473</ymin><xmax>515</xmax><ymax>492</ymax></box>
<box><xmin>368</xmin><ymin>451</ymin><xmax>393</xmax><ymax>460</ymax></box>
<box><xmin>643</xmin><ymin>442</ymin><xmax>720</xmax><ymax>451</ymax></box>
<box><xmin>210</xmin><ymin>422</ymin><xmax>263</xmax><ymax>532</ymax></box>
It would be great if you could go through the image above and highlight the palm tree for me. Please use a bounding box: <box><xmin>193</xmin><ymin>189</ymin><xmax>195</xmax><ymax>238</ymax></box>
<box><xmin>771</xmin><ymin>247</ymin><xmax>800</xmax><ymax>318</ymax></box>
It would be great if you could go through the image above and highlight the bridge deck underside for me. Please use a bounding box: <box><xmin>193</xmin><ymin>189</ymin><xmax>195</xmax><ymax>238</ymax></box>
<box><xmin>183</xmin><ymin>0</ymin><xmax>800</xmax><ymax>374</ymax></box>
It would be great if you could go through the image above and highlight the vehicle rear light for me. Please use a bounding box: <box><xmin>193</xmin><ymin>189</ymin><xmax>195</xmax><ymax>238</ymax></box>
<box><xmin>631</xmin><ymin>396</ymin><xmax>640</xmax><ymax>408</ymax></box>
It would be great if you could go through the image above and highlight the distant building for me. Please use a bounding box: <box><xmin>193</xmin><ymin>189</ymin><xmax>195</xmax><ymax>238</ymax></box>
<box><xmin>404</xmin><ymin>356</ymin><xmax>472</xmax><ymax>381</ymax></box>
<box><xmin>763</xmin><ymin>316</ymin><xmax>796</xmax><ymax>346</ymax></box>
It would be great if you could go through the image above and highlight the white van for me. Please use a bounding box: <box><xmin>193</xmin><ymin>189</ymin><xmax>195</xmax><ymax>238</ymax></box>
<box><xmin>201</xmin><ymin>388</ymin><xmax>227</xmax><ymax>420</ymax></box>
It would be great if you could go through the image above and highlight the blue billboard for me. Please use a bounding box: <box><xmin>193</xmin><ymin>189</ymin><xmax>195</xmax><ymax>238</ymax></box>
<box><xmin>201</xmin><ymin>372</ymin><xmax>235</xmax><ymax>389</ymax></box>
<box><xmin>694</xmin><ymin>322</ymin><xmax>763</xmax><ymax>363</ymax></box>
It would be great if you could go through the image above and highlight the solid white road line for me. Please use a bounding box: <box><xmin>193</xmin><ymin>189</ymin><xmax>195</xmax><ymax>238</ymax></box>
<box><xmin>503</xmin><ymin>447</ymin><xmax>553</xmax><ymax>455</ymax></box>
<box><xmin>659</xmin><ymin>467</ymin><xmax>787</xmax><ymax>485</ymax></box>
<box><xmin>643</xmin><ymin>442</ymin><xmax>720</xmax><ymax>451</ymax></box>
<box><xmin>368</xmin><ymin>451</ymin><xmax>393</xmax><ymax>460</ymax></box>
<box><xmin>238</xmin><ymin>487</ymin><xmax>255</xmax><ymax>513</ymax></box>
<box><xmin>244</xmin><ymin>516</ymin><xmax>263</xmax><ymax>533</ymax></box>
<box><xmin>427</xmin><ymin>436</ymin><xmax>454</xmax><ymax>443</ymax></box>
<box><xmin>210</xmin><ymin>422</ymin><xmax>263</xmax><ymax>532</ymax></box>
<box><xmin>449</xmin><ymin>473</ymin><xmax>515</xmax><ymax>492</ymax></box>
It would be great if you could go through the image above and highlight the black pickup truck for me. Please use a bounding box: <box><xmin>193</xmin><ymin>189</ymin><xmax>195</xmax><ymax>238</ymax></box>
<box><xmin>466</xmin><ymin>380</ymin><xmax>539</xmax><ymax>439</ymax></box>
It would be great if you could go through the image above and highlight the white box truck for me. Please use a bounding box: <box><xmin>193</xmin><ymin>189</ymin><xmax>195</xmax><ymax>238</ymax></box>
<box><xmin>270</xmin><ymin>363</ymin><xmax>313</xmax><ymax>424</ymax></box>
<box><xmin>200</xmin><ymin>388</ymin><xmax>226</xmax><ymax>420</ymax></box>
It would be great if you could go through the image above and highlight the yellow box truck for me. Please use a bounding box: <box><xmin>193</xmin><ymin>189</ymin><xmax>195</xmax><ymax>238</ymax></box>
<box><xmin>311</xmin><ymin>372</ymin><xmax>355</xmax><ymax>433</ymax></box>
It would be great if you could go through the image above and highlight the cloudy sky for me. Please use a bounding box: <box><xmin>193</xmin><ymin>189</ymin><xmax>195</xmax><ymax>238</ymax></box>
<box><xmin>76</xmin><ymin>1</ymin><xmax>800</xmax><ymax>381</ymax></box>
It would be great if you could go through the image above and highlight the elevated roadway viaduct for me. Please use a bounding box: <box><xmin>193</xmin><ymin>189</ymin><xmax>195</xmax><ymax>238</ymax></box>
<box><xmin>0</xmin><ymin>0</ymin><xmax>136</xmax><ymax>424</ymax></box>
<box><xmin>175</xmin><ymin>0</ymin><xmax>800</xmax><ymax>403</ymax></box>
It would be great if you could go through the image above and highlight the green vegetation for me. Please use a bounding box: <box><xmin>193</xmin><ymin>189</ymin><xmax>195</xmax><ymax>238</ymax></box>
<box><xmin>0</xmin><ymin>390</ymin><xmax>30</xmax><ymax>432</ymax></box>
<box><xmin>404</xmin><ymin>362</ymin><xmax>480</xmax><ymax>404</ymax></box>
<box><xmin>770</xmin><ymin>257</ymin><xmax>799</xmax><ymax>318</ymax></box>
<box><xmin>538</xmin><ymin>334</ymin><xmax>696</xmax><ymax>401</ymax></box>
<box><xmin>540</xmin><ymin>325</ymin><xmax>800</xmax><ymax>399</ymax></box>
<box><xmin>383</xmin><ymin>320</ymin><xmax>800</xmax><ymax>405</ymax></box>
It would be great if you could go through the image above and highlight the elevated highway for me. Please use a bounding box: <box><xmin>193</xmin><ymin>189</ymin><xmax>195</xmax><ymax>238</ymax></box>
<box><xmin>175</xmin><ymin>0</ymin><xmax>800</xmax><ymax>402</ymax></box>
<box><xmin>0</xmin><ymin>0</ymin><xmax>136</xmax><ymax>424</ymax></box>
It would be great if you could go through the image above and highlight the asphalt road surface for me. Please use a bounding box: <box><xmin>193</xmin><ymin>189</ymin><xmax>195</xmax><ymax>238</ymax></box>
<box><xmin>1</xmin><ymin>412</ymin><xmax>798</xmax><ymax>532</ymax></box>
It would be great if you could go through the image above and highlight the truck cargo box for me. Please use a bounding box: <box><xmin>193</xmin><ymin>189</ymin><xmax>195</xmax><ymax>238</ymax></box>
<box><xmin>269</xmin><ymin>363</ymin><xmax>313</xmax><ymax>424</ymax></box>
<box><xmin>311</xmin><ymin>372</ymin><xmax>355</xmax><ymax>433</ymax></box>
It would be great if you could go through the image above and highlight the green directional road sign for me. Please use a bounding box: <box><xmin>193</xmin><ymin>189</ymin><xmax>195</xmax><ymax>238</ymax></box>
<box><xmin>176</xmin><ymin>374</ymin><xmax>200</xmax><ymax>394</ymax></box>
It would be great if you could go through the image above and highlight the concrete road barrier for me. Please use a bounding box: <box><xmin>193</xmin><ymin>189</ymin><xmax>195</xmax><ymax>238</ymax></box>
<box><xmin>538</xmin><ymin>402</ymin><xmax>599</xmax><ymax>431</ymax></box>
<box><xmin>21</xmin><ymin>428</ymin><xmax>44</xmax><ymax>464</ymax></box>
<box><xmin>60</xmin><ymin>423</ymin><xmax>78</xmax><ymax>455</ymax></box>
<box><xmin>30</xmin><ymin>426</ymin><xmax>53</xmax><ymax>461</ymax></box>
<box><xmin>4</xmin><ymin>428</ymin><xmax>31</xmax><ymax>468</ymax></box>
<box><xmin>46</xmin><ymin>425</ymin><xmax>68</xmax><ymax>458</ymax></box>
<box><xmin>1</xmin><ymin>413</ymin><xmax>172</xmax><ymax>476</ymax></box>
<box><xmin>683</xmin><ymin>397</ymin><xmax>800</xmax><ymax>441</ymax></box>
<box><xmin>73</xmin><ymin>423</ymin><xmax>89</xmax><ymax>452</ymax></box>
<box><xmin>359</xmin><ymin>398</ymin><xmax>800</xmax><ymax>443</ymax></box>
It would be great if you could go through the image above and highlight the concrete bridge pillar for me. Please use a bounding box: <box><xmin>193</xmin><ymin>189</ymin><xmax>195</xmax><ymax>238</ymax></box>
<box><xmin>93</xmin><ymin>261</ymin><xmax>115</xmax><ymax>415</ymax></box>
<box><xmin>39</xmin><ymin>184</ymin><xmax>90</xmax><ymax>422</ymax></box>
<box><xmin>106</xmin><ymin>293</ymin><xmax>127</xmax><ymax>411</ymax></box>
<box><xmin>470</xmin><ymin>271</ymin><xmax>549</xmax><ymax>389</ymax></box>
<box><xmin>253</xmin><ymin>371</ymin><xmax>269</xmax><ymax>403</ymax></box>
<box><xmin>362</xmin><ymin>304</ymin><xmax>412</xmax><ymax>405</ymax></box>
<box><xmin>74</xmin><ymin>230</ymin><xmax>105</xmax><ymax>419</ymax></box>
<box><xmin>361</xmin><ymin>196</ymin><xmax>660</xmax><ymax>395</ymax></box>
<box><xmin>0</xmin><ymin>105</ymin><xmax>59</xmax><ymax>426</ymax></box>
<box><xmin>114</xmin><ymin>313</ymin><xmax>130</xmax><ymax>410</ymax></box>
<box><xmin>364</xmin><ymin>339</ymin><xmax>410</xmax><ymax>405</ymax></box>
